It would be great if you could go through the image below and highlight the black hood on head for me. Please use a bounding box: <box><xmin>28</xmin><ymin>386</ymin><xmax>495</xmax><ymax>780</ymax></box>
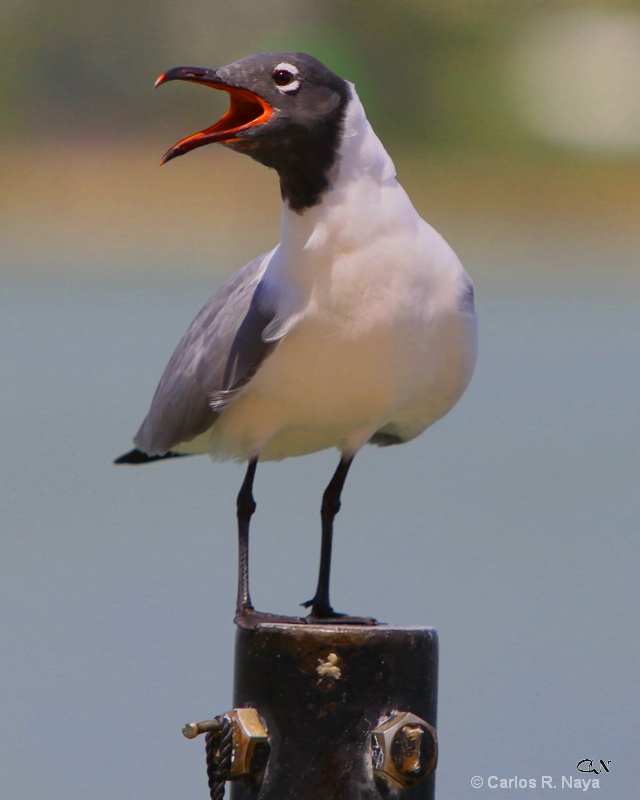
<box><xmin>156</xmin><ymin>52</ymin><xmax>351</xmax><ymax>212</ymax></box>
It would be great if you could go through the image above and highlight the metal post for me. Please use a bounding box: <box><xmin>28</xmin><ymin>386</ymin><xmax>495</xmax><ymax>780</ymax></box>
<box><xmin>230</xmin><ymin>623</ymin><xmax>438</xmax><ymax>800</ymax></box>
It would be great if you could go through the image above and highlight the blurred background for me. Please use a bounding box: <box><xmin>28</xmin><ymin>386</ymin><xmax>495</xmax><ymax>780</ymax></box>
<box><xmin>2</xmin><ymin>1</ymin><xmax>638</xmax><ymax>798</ymax></box>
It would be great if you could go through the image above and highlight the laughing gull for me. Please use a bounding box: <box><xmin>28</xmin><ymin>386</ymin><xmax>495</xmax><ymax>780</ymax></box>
<box><xmin>115</xmin><ymin>52</ymin><xmax>477</xmax><ymax>628</ymax></box>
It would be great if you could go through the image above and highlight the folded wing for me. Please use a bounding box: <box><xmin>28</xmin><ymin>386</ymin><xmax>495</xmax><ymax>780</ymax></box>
<box><xmin>133</xmin><ymin>253</ymin><xmax>281</xmax><ymax>456</ymax></box>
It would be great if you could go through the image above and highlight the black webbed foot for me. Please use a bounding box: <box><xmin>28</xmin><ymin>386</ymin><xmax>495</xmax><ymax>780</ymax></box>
<box><xmin>301</xmin><ymin>599</ymin><xmax>378</xmax><ymax>626</ymax></box>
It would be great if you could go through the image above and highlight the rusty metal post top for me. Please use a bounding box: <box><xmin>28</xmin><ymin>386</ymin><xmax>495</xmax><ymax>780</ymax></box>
<box><xmin>250</xmin><ymin>622</ymin><xmax>437</xmax><ymax>631</ymax></box>
<box><xmin>230</xmin><ymin>622</ymin><xmax>438</xmax><ymax>800</ymax></box>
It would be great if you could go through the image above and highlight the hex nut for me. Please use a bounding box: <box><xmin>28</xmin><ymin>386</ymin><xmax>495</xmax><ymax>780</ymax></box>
<box><xmin>371</xmin><ymin>711</ymin><xmax>438</xmax><ymax>788</ymax></box>
<box><xmin>227</xmin><ymin>707</ymin><xmax>269</xmax><ymax>778</ymax></box>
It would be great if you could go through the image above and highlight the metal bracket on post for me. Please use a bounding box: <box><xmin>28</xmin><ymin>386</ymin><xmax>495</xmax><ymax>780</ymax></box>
<box><xmin>183</xmin><ymin>708</ymin><xmax>270</xmax><ymax>798</ymax></box>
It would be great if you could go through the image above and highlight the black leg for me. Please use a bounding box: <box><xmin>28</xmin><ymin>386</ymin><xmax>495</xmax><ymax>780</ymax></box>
<box><xmin>302</xmin><ymin>456</ymin><xmax>378</xmax><ymax>625</ymax></box>
<box><xmin>234</xmin><ymin>457</ymin><xmax>307</xmax><ymax>629</ymax></box>
<box><xmin>304</xmin><ymin>456</ymin><xmax>353</xmax><ymax>617</ymax></box>
<box><xmin>236</xmin><ymin>457</ymin><xmax>258</xmax><ymax>616</ymax></box>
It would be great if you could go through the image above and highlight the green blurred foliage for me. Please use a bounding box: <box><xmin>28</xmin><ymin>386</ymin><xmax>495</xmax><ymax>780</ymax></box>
<box><xmin>3</xmin><ymin>0</ymin><xmax>638</xmax><ymax>284</ymax></box>
<box><xmin>3</xmin><ymin>0</ymin><xmax>639</xmax><ymax>161</ymax></box>
<box><xmin>4</xmin><ymin>0</ymin><xmax>630</xmax><ymax>155</ymax></box>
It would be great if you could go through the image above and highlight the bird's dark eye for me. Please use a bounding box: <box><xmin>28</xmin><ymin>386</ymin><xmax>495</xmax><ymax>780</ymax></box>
<box><xmin>273</xmin><ymin>69</ymin><xmax>295</xmax><ymax>87</ymax></box>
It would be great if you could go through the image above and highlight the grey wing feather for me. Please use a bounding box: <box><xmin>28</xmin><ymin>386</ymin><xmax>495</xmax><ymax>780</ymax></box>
<box><xmin>134</xmin><ymin>253</ymin><xmax>278</xmax><ymax>455</ymax></box>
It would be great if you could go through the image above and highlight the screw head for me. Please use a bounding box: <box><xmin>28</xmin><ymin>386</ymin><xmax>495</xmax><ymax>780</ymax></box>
<box><xmin>371</xmin><ymin>711</ymin><xmax>438</xmax><ymax>788</ymax></box>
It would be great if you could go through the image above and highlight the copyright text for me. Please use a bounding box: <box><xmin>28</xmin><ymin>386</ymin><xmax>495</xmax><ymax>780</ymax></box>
<box><xmin>470</xmin><ymin>775</ymin><xmax>601</xmax><ymax>790</ymax></box>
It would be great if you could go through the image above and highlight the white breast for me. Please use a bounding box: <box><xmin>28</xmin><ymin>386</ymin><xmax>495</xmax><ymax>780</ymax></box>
<box><xmin>194</xmin><ymin>86</ymin><xmax>477</xmax><ymax>461</ymax></box>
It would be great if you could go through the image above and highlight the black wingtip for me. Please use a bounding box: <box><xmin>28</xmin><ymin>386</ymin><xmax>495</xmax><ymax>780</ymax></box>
<box><xmin>114</xmin><ymin>448</ymin><xmax>189</xmax><ymax>465</ymax></box>
<box><xmin>114</xmin><ymin>448</ymin><xmax>150</xmax><ymax>464</ymax></box>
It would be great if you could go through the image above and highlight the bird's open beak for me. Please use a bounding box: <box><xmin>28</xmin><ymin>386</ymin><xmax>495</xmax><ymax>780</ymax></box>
<box><xmin>155</xmin><ymin>66</ymin><xmax>274</xmax><ymax>164</ymax></box>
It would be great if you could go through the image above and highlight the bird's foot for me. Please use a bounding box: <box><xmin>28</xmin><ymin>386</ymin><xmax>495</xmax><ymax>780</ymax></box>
<box><xmin>305</xmin><ymin>612</ymin><xmax>379</xmax><ymax>626</ymax></box>
<box><xmin>234</xmin><ymin>605</ymin><xmax>306</xmax><ymax>630</ymax></box>
<box><xmin>301</xmin><ymin>599</ymin><xmax>379</xmax><ymax>626</ymax></box>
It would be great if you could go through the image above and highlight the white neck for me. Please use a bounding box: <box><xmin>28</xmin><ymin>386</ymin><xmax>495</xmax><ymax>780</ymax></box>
<box><xmin>279</xmin><ymin>84</ymin><xmax>404</xmax><ymax>252</ymax></box>
<box><xmin>333</xmin><ymin>83</ymin><xmax>397</xmax><ymax>187</ymax></box>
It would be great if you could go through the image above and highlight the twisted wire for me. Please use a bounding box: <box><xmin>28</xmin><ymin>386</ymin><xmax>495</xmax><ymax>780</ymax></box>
<box><xmin>205</xmin><ymin>716</ymin><xmax>233</xmax><ymax>800</ymax></box>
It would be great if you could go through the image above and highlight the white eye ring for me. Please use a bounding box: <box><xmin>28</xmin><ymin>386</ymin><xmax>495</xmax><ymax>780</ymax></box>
<box><xmin>273</xmin><ymin>62</ymin><xmax>300</xmax><ymax>93</ymax></box>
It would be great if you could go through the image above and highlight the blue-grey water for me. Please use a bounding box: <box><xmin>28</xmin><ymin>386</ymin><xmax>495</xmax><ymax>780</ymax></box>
<box><xmin>1</xmin><ymin>267</ymin><xmax>638</xmax><ymax>798</ymax></box>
